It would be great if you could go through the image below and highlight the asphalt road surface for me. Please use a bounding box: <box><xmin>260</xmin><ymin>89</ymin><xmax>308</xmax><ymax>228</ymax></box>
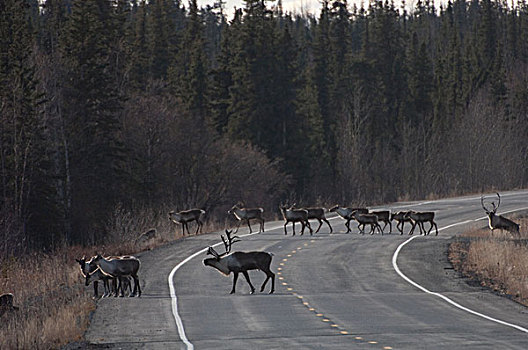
<box><xmin>84</xmin><ymin>190</ymin><xmax>528</xmax><ymax>349</ymax></box>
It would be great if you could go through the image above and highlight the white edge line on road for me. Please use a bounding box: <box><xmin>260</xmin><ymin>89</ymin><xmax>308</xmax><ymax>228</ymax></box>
<box><xmin>168</xmin><ymin>223</ymin><xmax>286</xmax><ymax>349</ymax></box>
<box><xmin>169</xmin><ymin>200</ymin><xmax>528</xmax><ymax>349</ymax></box>
<box><xmin>392</xmin><ymin>207</ymin><xmax>528</xmax><ymax>334</ymax></box>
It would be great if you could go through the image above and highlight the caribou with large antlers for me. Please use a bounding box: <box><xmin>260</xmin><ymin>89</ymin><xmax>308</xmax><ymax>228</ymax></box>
<box><xmin>228</xmin><ymin>204</ymin><xmax>265</xmax><ymax>233</ymax></box>
<box><xmin>481</xmin><ymin>193</ymin><xmax>520</xmax><ymax>235</ymax></box>
<box><xmin>203</xmin><ymin>230</ymin><xmax>275</xmax><ymax>294</ymax></box>
<box><xmin>169</xmin><ymin>208</ymin><xmax>206</xmax><ymax>236</ymax></box>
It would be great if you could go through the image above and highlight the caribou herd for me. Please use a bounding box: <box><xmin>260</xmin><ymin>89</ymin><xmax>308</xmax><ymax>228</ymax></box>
<box><xmin>77</xmin><ymin>192</ymin><xmax>520</xmax><ymax>297</ymax></box>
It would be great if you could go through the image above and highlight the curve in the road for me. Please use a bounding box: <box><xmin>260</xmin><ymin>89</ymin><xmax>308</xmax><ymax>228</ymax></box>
<box><xmin>168</xmin><ymin>222</ymin><xmax>287</xmax><ymax>350</ymax></box>
<box><xmin>392</xmin><ymin>206</ymin><xmax>528</xmax><ymax>335</ymax></box>
<box><xmin>169</xmin><ymin>200</ymin><xmax>528</xmax><ymax>349</ymax></box>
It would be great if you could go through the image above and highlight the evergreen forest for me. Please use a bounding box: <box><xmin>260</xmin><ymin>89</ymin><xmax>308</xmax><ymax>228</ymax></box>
<box><xmin>2</xmin><ymin>0</ymin><xmax>528</xmax><ymax>254</ymax></box>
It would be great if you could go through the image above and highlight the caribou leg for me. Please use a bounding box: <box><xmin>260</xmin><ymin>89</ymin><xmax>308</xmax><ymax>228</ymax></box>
<box><xmin>431</xmin><ymin>222</ymin><xmax>438</xmax><ymax>236</ymax></box>
<box><xmin>345</xmin><ymin>219</ymin><xmax>351</xmax><ymax>233</ymax></box>
<box><xmin>324</xmin><ymin>219</ymin><xmax>333</xmax><ymax>233</ymax></box>
<box><xmin>93</xmin><ymin>281</ymin><xmax>99</xmax><ymax>298</ymax></box>
<box><xmin>260</xmin><ymin>269</ymin><xmax>275</xmax><ymax>294</ymax></box>
<box><xmin>409</xmin><ymin>222</ymin><xmax>417</xmax><ymax>235</ymax></box>
<box><xmin>247</xmin><ymin>219</ymin><xmax>253</xmax><ymax>233</ymax></box>
<box><xmin>397</xmin><ymin>221</ymin><xmax>403</xmax><ymax>234</ymax></box>
<box><xmin>131</xmin><ymin>274</ymin><xmax>141</xmax><ymax>297</ymax></box>
<box><xmin>231</xmin><ymin>272</ymin><xmax>239</xmax><ymax>294</ymax></box>
<box><xmin>242</xmin><ymin>271</ymin><xmax>256</xmax><ymax>294</ymax></box>
<box><xmin>314</xmin><ymin>219</ymin><xmax>323</xmax><ymax>233</ymax></box>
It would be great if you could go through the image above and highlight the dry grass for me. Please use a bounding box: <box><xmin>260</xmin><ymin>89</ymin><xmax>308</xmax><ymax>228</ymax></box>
<box><xmin>0</xmin><ymin>246</ymin><xmax>96</xmax><ymax>349</ymax></box>
<box><xmin>0</xmin><ymin>207</ymin><xmax>230</xmax><ymax>349</ymax></box>
<box><xmin>449</xmin><ymin>218</ymin><xmax>528</xmax><ymax>306</ymax></box>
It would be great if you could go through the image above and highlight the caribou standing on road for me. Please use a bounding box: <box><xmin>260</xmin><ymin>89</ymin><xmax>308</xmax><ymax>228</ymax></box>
<box><xmin>292</xmin><ymin>205</ymin><xmax>333</xmax><ymax>233</ymax></box>
<box><xmin>89</xmin><ymin>255</ymin><xmax>141</xmax><ymax>297</ymax></box>
<box><xmin>228</xmin><ymin>204</ymin><xmax>265</xmax><ymax>233</ymax></box>
<box><xmin>352</xmin><ymin>210</ymin><xmax>383</xmax><ymax>235</ymax></box>
<box><xmin>76</xmin><ymin>256</ymin><xmax>100</xmax><ymax>297</ymax></box>
<box><xmin>391</xmin><ymin>211</ymin><xmax>413</xmax><ymax>235</ymax></box>
<box><xmin>280</xmin><ymin>204</ymin><xmax>313</xmax><ymax>235</ymax></box>
<box><xmin>329</xmin><ymin>205</ymin><xmax>368</xmax><ymax>233</ymax></box>
<box><xmin>169</xmin><ymin>208</ymin><xmax>206</xmax><ymax>236</ymax></box>
<box><xmin>203</xmin><ymin>230</ymin><xmax>275</xmax><ymax>294</ymax></box>
<box><xmin>370</xmin><ymin>210</ymin><xmax>391</xmax><ymax>234</ymax></box>
<box><xmin>481</xmin><ymin>193</ymin><xmax>520</xmax><ymax>235</ymax></box>
<box><xmin>405</xmin><ymin>211</ymin><xmax>438</xmax><ymax>236</ymax></box>
<box><xmin>84</xmin><ymin>267</ymin><xmax>112</xmax><ymax>297</ymax></box>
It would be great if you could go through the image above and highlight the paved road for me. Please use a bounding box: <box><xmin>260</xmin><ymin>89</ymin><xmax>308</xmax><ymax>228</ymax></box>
<box><xmin>85</xmin><ymin>190</ymin><xmax>528</xmax><ymax>349</ymax></box>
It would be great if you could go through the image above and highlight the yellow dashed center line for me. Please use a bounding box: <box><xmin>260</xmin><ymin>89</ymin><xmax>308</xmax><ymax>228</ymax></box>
<box><xmin>279</xmin><ymin>240</ymin><xmax>392</xmax><ymax>349</ymax></box>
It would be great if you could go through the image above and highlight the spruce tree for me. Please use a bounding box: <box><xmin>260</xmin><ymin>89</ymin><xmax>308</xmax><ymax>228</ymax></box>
<box><xmin>60</xmin><ymin>0</ymin><xmax>125</xmax><ymax>243</ymax></box>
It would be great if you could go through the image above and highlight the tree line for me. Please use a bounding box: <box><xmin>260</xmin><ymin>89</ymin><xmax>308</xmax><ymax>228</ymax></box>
<box><xmin>1</xmin><ymin>0</ymin><xmax>527</xmax><ymax>254</ymax></box>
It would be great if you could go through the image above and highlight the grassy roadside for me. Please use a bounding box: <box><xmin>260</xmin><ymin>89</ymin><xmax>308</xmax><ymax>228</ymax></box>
<box><xmin>0</xmin><ymin>214</ymin><xmax>227</xmax><ymax>349</ymax></box>
<box><xmin>449</xmin><ymin>217</ymin><xmax>528</xmax><ymax>307</ymax></box>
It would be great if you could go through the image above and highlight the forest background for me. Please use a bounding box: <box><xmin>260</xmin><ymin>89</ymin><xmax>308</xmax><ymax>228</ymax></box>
<box><xmin>1</xmin><ymin>0</ymin><xmax>528</xmax><ymax>257</ymax></box>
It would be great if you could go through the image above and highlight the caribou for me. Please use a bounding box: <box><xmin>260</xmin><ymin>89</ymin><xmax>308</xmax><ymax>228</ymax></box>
<box><xmin>329</xmin><ymin>205</ymin><xmax>368</xmax><ymax>233</ymax></box>
<box><xmin>481</xmin><ymin>193</ymin><xmax>520</xmax><ymax>235</ymax></box>
<box><xmin>280</xmin><ymin>204</ymin><xmax>313</xmax><ymax>235</ymax></box>
<box><xmin>76</xmin><ymin>256</ymin><xmax>100</xmax><ymax>297</ymax></box>
<box><xmin>405</xmin><ymin>211</ymin><xmax>438</xmax><ymax>236</ymax></box>
<box><xmin>391</xmin><ymin>211</ymin><xmax>413</xmax><ymax>235</ymax></box>
<box><xmin>89</xmin><ymin>255</ymin><xmax>141</xmax><ymax>297</ymax></box>
<box><xmin>169</xmin><ymin>208</ymin><xmax>206</xmax><ymax>236</ymax></box>
<box><xmin>85</xmin><ymin>268</ymin><xmax>116</xmax><ymax>297</ymax></box>
<box><xmin>292</xmin><ymin>205</ymin><xmax>333</xmax><ymax>233</ymax></box>
<box><xmin>135</xmin><ymin>228</ymin><xmax>156</xmax><ymax>246</ymax></box>
<box><xmin>203</xmin><ymin>230</ymin><xmax>275</xmax><ymax>294</ymax></box>
<box><xmin>352</xmin><ymin>210</ymin><xmax>383</xmax><ymax>235</ymax></box>
<box><xmin>228</xmin><ymin>204</ymin><xmax>265</xmax><ymax>233</ymax></box>
<box><xmin>85</xmin><ymin>268</ymin><xmax>132</xmax><ymax>298</ymax></box>
<box><xmin>370</xmin><ymin>210</ymin><xmax>391</xmax><ymax>234</ymax></box>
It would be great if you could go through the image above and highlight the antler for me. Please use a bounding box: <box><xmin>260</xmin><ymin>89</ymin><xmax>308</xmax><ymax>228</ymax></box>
<box><xmin>221</xmin><ymin>229</ymin><xmax>240</xmax><ymax>254</ymax></box>
<box><xmin>495</xmin><ymin>192</ymin><xmax>501</xmax><ymax>212</ymax></box>
<box><xmin>207</xmin><ymin>246</ymin><xmax>220</xmax><ymax>259</ymax></box>
<box><xmin>481</xmin><ymin>194</ymin><xmax>499</xmax><ymax>214</ymax></box>
<box><xmin>481</xmin><ymin>195</ymin><xmax>490</xmax><ymax>213</ymax></box>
